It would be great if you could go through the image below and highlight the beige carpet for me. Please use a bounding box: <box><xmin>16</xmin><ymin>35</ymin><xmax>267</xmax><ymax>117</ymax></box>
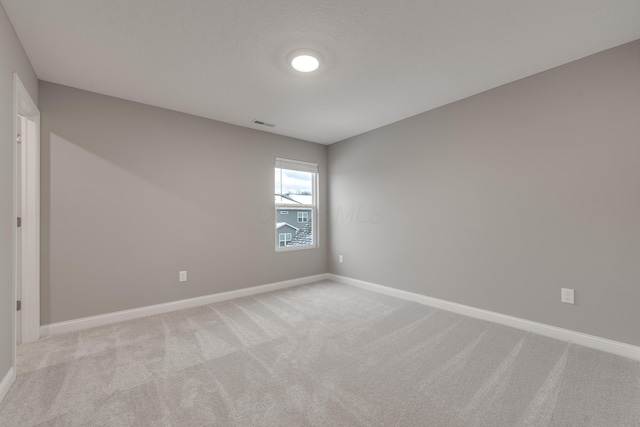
<box><xmin>1</xmin><ymin>280</ymin><xmax>639</xmax><ymax>426</ymax></box>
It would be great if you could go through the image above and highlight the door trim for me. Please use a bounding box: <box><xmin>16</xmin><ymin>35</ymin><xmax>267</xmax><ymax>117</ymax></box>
<box><xmin>13</xmin><ymin>73</ymin><xmax>40</xmax><ymax>365</ymax></box>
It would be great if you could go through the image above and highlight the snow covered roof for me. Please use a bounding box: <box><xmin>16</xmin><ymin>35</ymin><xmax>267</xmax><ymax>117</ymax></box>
<box><xmin>276</xmin><ymin>222</ymin><xmax>299</xmax><ymax>231</ymax></box>
<box><xmin>275</xmin><ymin>194</ymin><xmax>300</xmax><ymax>204</ymax></box>
<box><xmin>288</xmin><ymin>221</ymin><xmax>313</xmax><ymax>246</ymax></box>
<box><xmin>275</xmin><ymin>194</ymin><xmax>312</xmax><ymax>205</ymax></box>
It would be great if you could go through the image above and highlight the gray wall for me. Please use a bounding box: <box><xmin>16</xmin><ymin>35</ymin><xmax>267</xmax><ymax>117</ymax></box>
<box><xmin>40</xmin><ymin>82</ymin><xmax>327</xmax><ymax>324</ymax></box>
<box><xmin>329</xmin><ymin>40</ymin><xmax>640</xmax><ymax>346</ymax></box>
<box><xmin>0</xmin><ymin>4</ymin><xmax>38</xmax><ymax>380</ymax></box>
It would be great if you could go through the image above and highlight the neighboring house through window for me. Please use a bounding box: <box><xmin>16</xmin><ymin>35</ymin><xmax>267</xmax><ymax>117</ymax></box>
<box><xmin>275</xmin><ymin>158</ymin><xmax>318</xmax><ymax>250</ymax></box>
<box><xmin>278</xmin><ymin>233</ymin><xmax>292</xmax><ymax>247</ymax></box>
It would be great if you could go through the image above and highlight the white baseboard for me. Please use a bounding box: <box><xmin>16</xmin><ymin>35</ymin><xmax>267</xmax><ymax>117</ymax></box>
<box><xmin>328</xmin><ymin>274</ymin><xmax>640</xmax><ymax>361</ymax></box>
<box><xmin>0</xmin><ymin>367</ymin><xmax>16</xmax><ymax>405</ymax></box>
<box><xmin>37</xmin><ymin>272</ymin><xmax>640</xmax><ymax>361</ymax></box>
<box><xmin>40</xmin><ymin>274</ymin><xmax>329</xmax><ymax>337</ymax></box>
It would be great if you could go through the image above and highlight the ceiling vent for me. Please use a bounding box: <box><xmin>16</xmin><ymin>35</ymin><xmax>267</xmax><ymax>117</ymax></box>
<box><xmin>251</xmin><ymin>119</ymin><xmax>276</xmax><ymax>128</ymax></box>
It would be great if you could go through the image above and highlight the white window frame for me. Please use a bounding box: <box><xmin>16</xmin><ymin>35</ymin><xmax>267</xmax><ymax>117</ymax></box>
<box><xmin>278</xmin><ymin>233</ymin><xmax>292</xmax><ymax>247</ymax></box>
<box><xmin>275</xmin><ymin>158</ymin><xmax>318</xmax><ymax>251</ymax></box>
<box><xmin>297</xmin><ymin>211</ymin><xmax>309</xmax><ymax>223</ymax></box>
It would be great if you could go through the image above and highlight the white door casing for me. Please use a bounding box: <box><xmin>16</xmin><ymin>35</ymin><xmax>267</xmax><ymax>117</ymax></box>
<box><xmin>13</xmin><ymin>73</ymin><xmax>40</xmax><ymax>358</ymax></box>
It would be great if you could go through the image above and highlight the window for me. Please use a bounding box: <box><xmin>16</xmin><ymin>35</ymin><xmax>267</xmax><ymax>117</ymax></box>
<box><xmin>275</xmin><ymin>158</ymin><xmax>318</xmax><ymax>250</ymax></box>
<box><xmin>278</xmin><ymin>233</ymin><xmax>292</xmax><ymax>247</ymax></box>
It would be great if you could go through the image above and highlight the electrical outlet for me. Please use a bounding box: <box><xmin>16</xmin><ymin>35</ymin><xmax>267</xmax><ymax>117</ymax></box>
<box><xmin>561</xmin><ymin>288</ymin><xmax>574</xmax><ymax>304</ymax></box>
<box><xmin>179</xmin><ymin>271</ymin><xmax>187</xmax><ymax>282</ymax></box>
<box><xmin>339</xmin><ymin>255</ymin><xmax>343</xmax><ymax>263</ymax></box>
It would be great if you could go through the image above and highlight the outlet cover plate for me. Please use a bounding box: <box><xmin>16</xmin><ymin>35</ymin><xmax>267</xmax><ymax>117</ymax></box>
<box><xmin>561</xmin><ymin>288</ymin><xmax>574</xmax><ymax>304</ymax></box>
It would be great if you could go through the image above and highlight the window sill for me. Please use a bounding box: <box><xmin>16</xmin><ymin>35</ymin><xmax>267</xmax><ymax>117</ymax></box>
<box><xmin>275</xmin><ymin>244</ymin><xmax>319</xmax><ymax>253</ymax></box>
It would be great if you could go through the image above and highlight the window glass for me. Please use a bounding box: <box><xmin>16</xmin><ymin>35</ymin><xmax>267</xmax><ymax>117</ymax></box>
<box><xmin>275</xmin><ymin>159</ymin><xmax>318</xmax><ymax>250</ymax></box>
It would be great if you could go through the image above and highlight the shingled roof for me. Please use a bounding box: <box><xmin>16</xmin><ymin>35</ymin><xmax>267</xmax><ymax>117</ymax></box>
<box><xmin>288</xmin><ymin>220</ymin><xmax>313</xmax><ymax>246</ymax></box>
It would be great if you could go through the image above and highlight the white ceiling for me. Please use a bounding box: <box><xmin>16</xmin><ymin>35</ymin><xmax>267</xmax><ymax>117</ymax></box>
<box><xmin>3</xmin><ymin>1</ymin><xmax>640</xmax><ymax>145</ymax></box>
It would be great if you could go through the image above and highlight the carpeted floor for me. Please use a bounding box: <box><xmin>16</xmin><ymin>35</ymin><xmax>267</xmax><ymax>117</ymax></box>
<box><xmin>1</xmin><ymin>280</ymin><xmax>639</xmax><ymax>426</ymax></box>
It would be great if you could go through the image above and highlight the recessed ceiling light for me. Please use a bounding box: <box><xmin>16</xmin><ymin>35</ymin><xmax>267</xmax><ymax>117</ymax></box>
<box><xmin>292</xmin><ymin>55</ymin><xmax>319</xmax><ymax>72</ymax></box>
<box><xmin>287</xmin><ymin>49</ymin><xmax>324</xmax><ymax>73</ymax></box>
